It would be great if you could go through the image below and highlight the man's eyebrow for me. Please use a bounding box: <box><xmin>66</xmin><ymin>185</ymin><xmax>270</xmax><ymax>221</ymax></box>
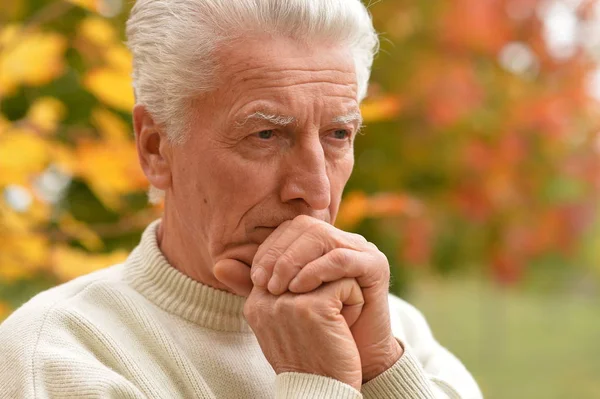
<box><xmin>236</xmin><ymin>111</ymin><xmax>296</xmax><ymax>127</ymax></box>
<box><xmin>332</xmin><ymin>111</ymin><xmax>363</xmax><ymax>125</ymax></box>
<box><xmin>235</xmin><ymin>110</ymin><xmax>362</xmax><ymax>128</ymax></box>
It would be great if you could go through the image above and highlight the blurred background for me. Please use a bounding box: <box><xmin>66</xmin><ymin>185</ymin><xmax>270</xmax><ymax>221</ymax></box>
<box><xmin>1</xmin><ymin>0</ymin><xmax>599</xmax><ymax>397</ymax></box>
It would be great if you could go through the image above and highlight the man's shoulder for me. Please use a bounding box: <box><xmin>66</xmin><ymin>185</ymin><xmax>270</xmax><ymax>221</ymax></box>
<box><xmin>0</xmin><ymin>264</ymin><xmax>132</xmax><ymax>395</ymax></box>
<box><xmin>0</xmin><ymin>263</ymin><xmax>129</xmax><ymax>346</ymax></box>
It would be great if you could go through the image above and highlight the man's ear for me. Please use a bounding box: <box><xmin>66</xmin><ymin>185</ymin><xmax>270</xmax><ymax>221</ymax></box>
<box><xmin>133</xmin><ymin>104</ymin><xmax>172</xmax><ymax>191</ymax></box>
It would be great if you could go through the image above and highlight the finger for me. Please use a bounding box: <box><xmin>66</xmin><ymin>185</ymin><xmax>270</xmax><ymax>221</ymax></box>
<box><xmin>250</xmin><ymin>221</ymin><xmax>294</xmax><ymax>287</ymax></box>
<box><xmin>319</xmin><ymin>278</ymin><xmax>364</xmax><ymax>327</ymax></box>
<box><xmin>268</xmin><ymin>228</ymin><xmax>326</xmax><ymax>295</ymax></box>
<box><xmin>267</xmin><ymin>222</ymin><xmax>371</xmax><ymax>295</ymax></box>
<box><xmin>214</xmin><ymin>259</ymin><xmax>253</xmax><ymax>297</ymax></box>
<box><xmin>289</xmin><ymin>249</ymin><xmax>383</xmax><ymax>293</ymax></box>
<box><xmin>267</xmin><ymin>224</ymin><xmax>374</xmax><ymax>294</ymax></box>
<box><xmin>252</xmin><ymin>220</ymin><xmax>292</xmax><ymax>267</ymax></box>
<box><xmin>251</xmin><ymin>216</ymin><xmax>315</xmax><ymax>288</ymax></box>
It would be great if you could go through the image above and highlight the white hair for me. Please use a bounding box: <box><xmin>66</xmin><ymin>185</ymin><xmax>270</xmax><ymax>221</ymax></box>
<box><xmin>126</xmin><ymin>0</ymin><xmax>379</xmax><ymax>203</ymax></box>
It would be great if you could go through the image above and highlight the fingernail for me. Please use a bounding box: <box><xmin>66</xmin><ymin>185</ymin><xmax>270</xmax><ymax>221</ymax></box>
<box><xmin>252</xmin><ymin>268</ymin><xmax>268</xmax><ymax>287</ymax></box>
<box><xmin>268</xmin><ymin>276</ymin><xmax>280</xmax><ymax>293</ymax></box>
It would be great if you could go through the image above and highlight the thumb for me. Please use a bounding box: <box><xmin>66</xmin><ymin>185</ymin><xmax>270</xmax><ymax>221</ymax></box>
<box><xmin>214</xmin><ymin>259</ymin><xmax>253</xmax><ymax>297</ymax></box>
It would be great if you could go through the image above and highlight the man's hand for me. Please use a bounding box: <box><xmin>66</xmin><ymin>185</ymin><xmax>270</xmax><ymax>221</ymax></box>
<box><xmin>250</xmin><ymin>215</ymin><xmax>403</xmax><ymax>382</ymax></box>
<box><xmin>244</xmin><ymin>278</ymin><xmax>365</xmax><ymax>390</ymax></box>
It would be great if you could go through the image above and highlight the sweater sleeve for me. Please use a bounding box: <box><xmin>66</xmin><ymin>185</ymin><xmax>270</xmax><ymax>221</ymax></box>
<box><xmin>361</xmin><ymin>295</ymin><xmax>483</xmax><ymax>399</ymax></box>
<box><xmin>275</xmin><ymin>373</ymin><xmax>362</xmax><ymax>399</ymax></box>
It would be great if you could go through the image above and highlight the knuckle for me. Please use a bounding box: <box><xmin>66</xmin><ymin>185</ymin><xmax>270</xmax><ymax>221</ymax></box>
<box><xmin>349</xmin><ymin>232</ymin><xmax>368</xmax><ymax>245</ymax></box>
<box><xmin>303</xmin><ymin>231</ymin><xmax>323</xmax><ymax>247</ymax></box>
<box><xmin>313</xmin><ymin>222</ymin><xmax>329</xmax><ymax>234</ymax></box>
<box><xmin>376</xmin><ymin>250</ymin><xmax>390</xmax><ymax>267</ymax></box>
<box><xmin>376</xmin><ymin>257</ymin><xmax>391</xmax><ymax>280</ymax></box>
<box><xmin>306</xmin><ymin>221</ymin><xmax>324</xmax><ymax>234</ymax></box>
<box><xmin>293</xmin><ymin>214</ymin><xmax>314</xmax><ymax>226</ymax></box>
<box><xmin>330</xmin><ymin>248</ymin><xmax>349</xmax><ymax>265</ymax></box>
<box><xmin>260</xmin><ymin>247</ymin><xmax>284</xmax><ymax>268</ymax></box>
<box><xmin>272</xmin><ymin>296</ymin><xmax>288</xmax><ymax>315</ymax></box>
<box><xmin>380</xmin><ymin>264</ymin><xmax>390</xmax><ymax>280</ymax></box>
<box><xmin>366</xmin><ymin>241</ymin><xmax>379</xmax><ymax>251</ymax></box>
<box><xmin>275</xmin><ymin>251</ymin><xmax>297</xmax><ymax>270</ymax></box>
<box><xmin>292</xmin><ymin>295</ymin><xmax>315</xmax><ymax>318</ymax></box>
<box><xmin>305</xmin><ymin>224</ymin><xmax>328</xmax><ymax>243</ymax></box>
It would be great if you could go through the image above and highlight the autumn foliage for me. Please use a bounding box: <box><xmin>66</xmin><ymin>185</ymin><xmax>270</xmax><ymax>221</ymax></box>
<box><xmin>1</xmin><ymin>0</ymin><xmax>600</xmax><ymax>314</ymax></box>
<box><xmin>342</xmin><ymin>0</ymin><xmax>600</xmax><ymax>285</ymax></box>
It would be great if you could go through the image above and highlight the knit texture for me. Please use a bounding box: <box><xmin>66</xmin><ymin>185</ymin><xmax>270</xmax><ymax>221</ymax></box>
<box><xmin>0</xmin><ymin>220</ymin><xmax>482</xmax><ymax>398</ymax></box>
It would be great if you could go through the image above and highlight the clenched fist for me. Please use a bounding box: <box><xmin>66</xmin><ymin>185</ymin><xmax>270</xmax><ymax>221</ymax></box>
<box><xmin>250</xmin><ymin>215</ymin><xmax>403</xmax><ymax>382</ymax></box>
<box><xmin>244</xmin><ymin>278</ymin><xmax>364</xmax><ymax>390</ymax></box>
<box><xmin>214</xmin><ymin>215</ymin><xmax>403</xmax><ymax>385</ymax></box>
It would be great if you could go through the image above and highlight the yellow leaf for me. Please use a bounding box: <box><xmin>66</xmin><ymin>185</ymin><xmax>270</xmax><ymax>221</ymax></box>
<box><xmin>0</xmin><ymin>29</ymin><xmax>67</xmax><ymax>96</ymax></box>
<box><xmin>0</xmin><ymin>0</ymin><xmax>25</xmax><ymax>22</ymax></box>
<box><xmin>75</xmin><ymin>140</ymin><xmax>147</xmax><ymax>209</ymax></box>
<box><xmin>0</xmin><ymin>263</ymin><xmax>29</xmax><ymax>281</ymax></box>
<box><xmin>48</xmin><ymin>143</ymin><xmax>77</xmax><ymax>175</ymax></box>
<box><xmin>0</xmin><ymin>197</ymin><xmax>51</xmax><ymax>233</ymax></box>
<box><xmin>52</xmin><ymin>246</ymin><xmax>128</xmax><ymax>281</ymax></box>
<box><xmin>335</xmin><ymin>192</ymin><xmax>423</xmax><ymax>230</ymax></box>
<box><xmin>0</xmin><ymin>24</ymin><xmax>19</xmax><ymax>46</ymax></box>
<box><xmin>0</xmin><ymin>233</ymin><xmax>50</xmax><ymax>280</ymax></box>
<box><xmin>0</xmin><ymin>130</ymin><xmax>50</xmax><ymax>185</ymax></box>
<box><xmin>67</xmin><ymin>0</ymin><xmax>100</xmax><ymax>12</ymax></box>
<box><xmin>367</xmin><ymin>193</ymin><xmax>423</xmax><ymax>218</ymax></box>
<box><xmin>104</xmin><ymin>45</ymin><xmax>133</xmax><ymax>74</ymax></box>
<box><xmin>78</xmin><ymin>16</ymin><xmax>116</xmax><ymax>47</ymax></box>
<box><xmin>91</xmin><ymin>107</ymin><xmax>131</xmax><ymax>142</ymax></box>
<box><xmin>0</xmin><ymin>202</ymin><xmax>31</xmax><ymax>234</ymax></box>
<box><xmin>0</xmin><ymin>302</ymin><xmax>11</xmax><ymax>321</ymax></box>
<box><xmin>27</xmin><ymin>97</ymin><xmax>67</xmax><ymax>135</ymax></box>
<box><xmin>84</xmin><ymin>68</ymin><xmax>135</xmax><ymax>112</ymax></box>
<box><xmin>360</xmin><ymin>96</ymin><xmax>403</xmax><ymax>123</ymax></box>
<box><xmin>335</xmin><ymin>191</ymin><xmax>369</xmax><ymax>230</ymax></box>
<box><xmin>58</xmin><ymin>213</ymin><xmax>104</xmax><ymax>251</ymax></box>
<box><xmin>0</xmin><ymin>114</ymin><xmax>9</xmax><ymax>136</ymax></box>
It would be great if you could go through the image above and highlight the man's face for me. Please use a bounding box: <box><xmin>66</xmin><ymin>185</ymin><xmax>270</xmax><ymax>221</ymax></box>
<box><xmin>168</xmin><ymin>35</ymin><xmax>360</xmax><ymax>274</ymax></box>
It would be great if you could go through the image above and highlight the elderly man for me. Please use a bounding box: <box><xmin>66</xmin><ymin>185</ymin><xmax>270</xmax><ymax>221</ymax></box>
<box><xmin>0</xmin><ymin>1</ymin><xmax>482</xmax><ymax>398</ymax></box>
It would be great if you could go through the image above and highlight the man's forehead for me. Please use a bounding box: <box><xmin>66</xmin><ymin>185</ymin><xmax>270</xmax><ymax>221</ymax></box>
<box><xmin>217</xmin><ymin>36</ymin><xmax>358</xmax><ymax>89</ymax></box>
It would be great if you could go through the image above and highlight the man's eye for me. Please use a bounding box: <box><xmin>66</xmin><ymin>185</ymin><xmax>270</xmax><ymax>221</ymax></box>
<box><xmin>256</xmin><ymin>130</ymin><xmax>275</xmax><ymax>139</ymax></box>
<box><xmin>332</xmin><ymin>129</ymin><xmax>350</xmax><ymax>139</ymax></box>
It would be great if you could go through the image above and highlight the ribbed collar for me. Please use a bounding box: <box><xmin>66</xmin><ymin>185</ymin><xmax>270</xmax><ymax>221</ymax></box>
<box><xmin>123</xmin><ymin>219</ymin><xmax>250</xmax><ymax>333</ymax></box>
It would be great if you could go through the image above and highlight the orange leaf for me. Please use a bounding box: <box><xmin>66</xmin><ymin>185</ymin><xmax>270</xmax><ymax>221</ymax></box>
<box><xmin>360</xmin><ymin>96</ymin><xmax>403</xmax><ymax>123</ymax></box>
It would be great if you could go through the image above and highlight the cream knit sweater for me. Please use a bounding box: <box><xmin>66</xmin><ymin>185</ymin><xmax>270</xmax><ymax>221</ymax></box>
<box><xmin>0</xmin><ymin>220</ymin><xmax>482</xmax><ymax>398</ymax></box>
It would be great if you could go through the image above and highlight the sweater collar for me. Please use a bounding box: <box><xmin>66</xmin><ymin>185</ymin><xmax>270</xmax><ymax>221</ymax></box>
<box><xmin>124</xmin><ymin>219</ymin><xmax>251</xmax><ymax>332</ymax></box>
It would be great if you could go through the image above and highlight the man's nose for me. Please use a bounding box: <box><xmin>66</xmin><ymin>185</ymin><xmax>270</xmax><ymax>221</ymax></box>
<box><xmin>280</xmin><ymin>139</ymin><xmax>331</xmax><ymax>210</ymax></box>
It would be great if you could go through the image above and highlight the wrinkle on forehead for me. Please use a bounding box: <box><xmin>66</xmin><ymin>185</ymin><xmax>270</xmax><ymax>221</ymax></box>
<box><xmin>216</xmin><ymin>36</ymin><xmax>358</xmax><ymax>94</ymax></box>
<box><xmin>207</xmin><ymin>35</ymin><xmax>360</xmax><ymax>128</ymax></box>
<box><xmin>225</xmin><ymin>66</ymin><xmax>358</xmax><ymax>98</ymax></box>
